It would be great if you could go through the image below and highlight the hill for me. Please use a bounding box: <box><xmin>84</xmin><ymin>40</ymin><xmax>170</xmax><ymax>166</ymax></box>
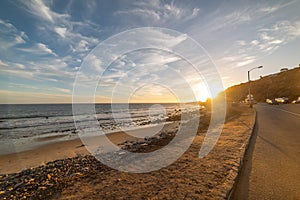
<box><xmin>225</xmin><ymin>67</ymin><xmax>300</xmax><ymax>103</ymax></box>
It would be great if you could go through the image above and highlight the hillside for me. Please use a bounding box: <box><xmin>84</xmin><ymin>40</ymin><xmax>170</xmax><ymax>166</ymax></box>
<box><xmin>225</xmin><ymin>67</ymin><xmax>300</xmax><ymax>103</ymax></box>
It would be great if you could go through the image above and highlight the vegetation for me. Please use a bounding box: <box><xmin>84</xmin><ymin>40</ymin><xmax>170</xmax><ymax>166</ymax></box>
<box><xmin>225</xmin><ymin>67</ymin><xmax>300</xmax><ymax>103</ymax></box>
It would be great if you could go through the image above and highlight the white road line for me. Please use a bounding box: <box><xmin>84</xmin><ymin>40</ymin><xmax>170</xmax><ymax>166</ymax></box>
<box><xmin>273</xmin><ymin>108</ymin><xmax>300</xmax><ymax>117</ymax></box>
<box><xmin>257</xmin><ymin>104</ymin><xmax>300</xmax><ymax>117</ymax></box>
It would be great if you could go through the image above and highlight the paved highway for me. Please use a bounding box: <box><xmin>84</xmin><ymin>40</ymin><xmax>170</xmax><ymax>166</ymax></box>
<box><xmin>231</xmin><ymin>104</ymin><xmax>300</xmax><ymax>200</ymax></box>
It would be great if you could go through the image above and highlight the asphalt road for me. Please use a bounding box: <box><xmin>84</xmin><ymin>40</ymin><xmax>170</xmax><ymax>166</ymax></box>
<box><xmin>231</xmin><ymin>104</ymin><xmax>300</xmax><ymax>200</ymax></box>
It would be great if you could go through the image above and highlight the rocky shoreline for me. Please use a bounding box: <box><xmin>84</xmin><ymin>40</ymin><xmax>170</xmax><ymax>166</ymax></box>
<box><xmin>0</xmin><ymin>127</ymin><xmax>187</xmax><ymax>199</ymax></box>
<box><xmin>0</xmin><ymin>106</ymin><xmax>254</xmax><ymax>199</ymax></box>
<box><xmin>0</xmin><ymin>110</ymin><xmax>210</xmax><ymax>200</ymax></box>
<box><xmin>0</xmin><ymin>156</ymin><xmax>103</xmax><ymax>199</ymax></box>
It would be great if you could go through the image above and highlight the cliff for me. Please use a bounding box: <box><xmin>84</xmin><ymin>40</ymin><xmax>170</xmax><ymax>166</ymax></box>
<box><xmin>225</xmin><ymin>67</ymin><xmax>300</xmax><ymax>102</ymax></box>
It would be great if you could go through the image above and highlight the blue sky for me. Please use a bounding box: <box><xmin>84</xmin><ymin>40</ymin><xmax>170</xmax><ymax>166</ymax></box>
<box><xmin>0</xmin><ymin>0</ymin><xmax>299</xmax><ymax>103</ymax></box>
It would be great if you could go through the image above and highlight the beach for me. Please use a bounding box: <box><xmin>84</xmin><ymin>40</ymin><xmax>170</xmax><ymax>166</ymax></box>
<box><xmin>0</xmin><ymin>105</ymin><xmax>255</xmax><ymax>199</ymax></box>
<box><xmin>0</xmin><ymin>121</ymin><xmax>180</xmax><ymax>174</ymax></box>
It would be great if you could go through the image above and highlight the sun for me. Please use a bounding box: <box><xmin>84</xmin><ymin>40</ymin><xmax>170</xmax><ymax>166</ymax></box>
<box><xmin>192</xmin><ymin>83</ymin><xmax>211</xmax><ymax>102</ymax></box>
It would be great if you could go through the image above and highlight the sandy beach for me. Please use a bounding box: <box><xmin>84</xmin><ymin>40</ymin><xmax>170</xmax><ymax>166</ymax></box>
<box><xmin>0</xmin><ymin>105</ymin><xmax>255</xmax><ymax>199</ymax></box>
<box><xmin>0</xmin><ymin>122</ymin><xmax>179</xmax><ymax>174</ymax></box>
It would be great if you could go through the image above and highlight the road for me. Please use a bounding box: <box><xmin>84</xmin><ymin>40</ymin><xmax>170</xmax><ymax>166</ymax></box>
<box><xmin>231</xmin><ymin>104</ymin><xmax>300</xmax><ymax>200</ymax></box>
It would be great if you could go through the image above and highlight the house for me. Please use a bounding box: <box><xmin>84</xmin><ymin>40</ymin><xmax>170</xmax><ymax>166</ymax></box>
<box><xmin>280</xmin><ymin>68</ymin><xmax>288</xmax><ymax>72</ymax></box>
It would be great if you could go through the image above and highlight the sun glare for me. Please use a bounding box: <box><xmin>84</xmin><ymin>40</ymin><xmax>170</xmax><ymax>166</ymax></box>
<box><xmin>193</xmin><ymin>83</ymin><xmax>211</xmax><ymax>102</ymax></box>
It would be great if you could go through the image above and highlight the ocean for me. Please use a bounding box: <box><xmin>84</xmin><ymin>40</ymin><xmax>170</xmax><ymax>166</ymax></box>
<box><xmin>0</xmin><ymin>103</ymin><xmax>199</xmax><ymax>154</ymax></box>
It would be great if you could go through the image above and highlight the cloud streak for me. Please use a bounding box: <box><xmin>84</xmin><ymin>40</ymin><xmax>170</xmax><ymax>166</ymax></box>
<box><xmin>20</xmin><ymin>0</ymin><xmax>69</xmax><ymax>23</ymax></box>
<box><xmin>18</xmin><ymin>43</ymin><xmax>57</xmax><ymax>56</ymax></box>
<box><xmin>1</xmin><ymin>0</ymin><xmax>299</xmax><ymax>102</ymax></box>
<box><xmin>18</xmin><ymin>0</ymin><xmax>100</xmax><ymax>56</ymax></box>
<box><xmin>115</xmin><ymin>0</ymin><xmax>200</xmax><ymax>24</ymax></box>
<box><xmin>0</xmin><ymin>19</ymin><xmax>27</xmax><ymax>51</ymax></box>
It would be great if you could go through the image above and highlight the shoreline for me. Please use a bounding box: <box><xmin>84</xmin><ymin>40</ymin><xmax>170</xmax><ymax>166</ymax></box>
<box><xmin>0</xmin><ymin>121</ymin><xmax>175</xmax><ymax>156</ymax></box>
<box><xmin>0</xmin><ymin>122</ymin><xmax>179</xmax><ymax>174</ymax></box>
<box><xmin>0</xmin><ymin>105</ymin><xmax>255</xmax><ymax>199</ymax></box>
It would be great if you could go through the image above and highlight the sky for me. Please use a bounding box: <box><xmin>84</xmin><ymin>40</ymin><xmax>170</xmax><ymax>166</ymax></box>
<box><xmin>0</xmin><ymin>0</ymin><xmax>299</xmax><ymax>103</ymax></box>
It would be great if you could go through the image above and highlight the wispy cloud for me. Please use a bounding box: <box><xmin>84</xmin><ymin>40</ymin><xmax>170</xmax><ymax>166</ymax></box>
<box><xmin>217</xmin><ymin>18</ymin><xmax>300</xmax><ymax>71</ymax></box>
<box><xmin>0</xmin><ymin>56</ymin><xmax>75</xmax><ymax>86</ymax></box>
<box><xmin>0</xmin><ymin>60</ymin><xmax>9</xmax><ymax>67</ymax></box>
<box><xmin>260</xmin><ymin>20</ymin><xmax>300</xmax><ymax>37</ymax></box>
<box><xmin>0</xmin><ymin>89</ymin><xmax>72</xmax><ymax>104</ymax></box>
<box><xmin>236</xmin><ymin>57</ymin><xmax>256</xmax><ymax>67</ymax></box>
<box><xmin>203</xmin><ymin>10</ymin><xmax>251</xmax><ymax>32</ymax></box>
<box><xmin>1</xmin><ymin>0</ymin><xmax>299</xmax><ymax>102</ymax></box>
<box><xmin>1</xmin><ymin>0</ymin><xmax>102</xmax><ymax>91</ymax></box>
<box><xmin>0</xmin><ymin>60</ymin><xmax>26</xmax><ymax>70</ymax></box>
<box><xmin>190</xmin><ymin>0</ymin><xmax>298</xmax><ymax>37</ymax></box>
<box><xmin>20</xmin><ymin>0</ymin><xmax>69</xmax><ymax>23</ymax></box>
<box><xmin>115</xmin><ymin>0</ymin><xmax>200</xmax><ymax>24</ymax></box>
<box><xmin>54</xmin><ymin>27</ymin><xmax>67</xmax><ymax>38</ymax></box>
<box><xmin>18</xmin><ymin>43</ymin><xmax>57</xmax><ymax>56</ymax></box>
<box><xmin>18</xmin><ymin>0</ymin><xmax>100</xmax><ymax>55</ymax></box>
<box><xmin>257</xmin><ymin>20</ymin><xmax>300</xmax><ymax>53</ymax></box>
<box><xmin>0</xmin><ymin>19</ymin><xmax>27</xmax><ymax>50</ymax></box>
<box><xmin>250</xmin><ymin>40</ymin><xmax>259</xmax><ymax>46</ymax></box>
<box><xmin>54</xmin><ymin>87</ymin><xmax>71</xmax><ymax>93</ymax></box>
<box><xmin>259</xmin><ymin>0</ymin><xmax>297</xmax><ymax>14</ymax></box>
<box><xmin>1</xmin><ymin>68</ymin><xmax>35</xmax><ymax>79</ymax></box>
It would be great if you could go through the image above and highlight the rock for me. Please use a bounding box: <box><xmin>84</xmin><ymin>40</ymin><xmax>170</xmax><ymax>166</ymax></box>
<box><xmin>13</xmin><ymin>182</ymin><xmax>24</xmax><ymax>190</ymax></box>
<box><xmin>76</xmin><ymin>144</ymin><xmax>85</xmax><ymax>148</ymax></box>
<box><xmin>70</xmin><ymin>172</ymin><xmax>82</xmax><ymax>177</ymax></box>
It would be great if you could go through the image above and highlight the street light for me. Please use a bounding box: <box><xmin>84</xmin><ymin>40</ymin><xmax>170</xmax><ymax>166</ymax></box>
<box><xmin>248</xmin><ymin>65</ymin><xmax>263</xmax><ymax>108</ymax></box>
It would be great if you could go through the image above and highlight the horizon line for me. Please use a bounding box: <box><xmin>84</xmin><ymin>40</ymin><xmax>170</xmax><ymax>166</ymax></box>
<box><xmin>0</xmin><ymin>101</ymin><xmax>208</xmax><ymax>105</ymax></box>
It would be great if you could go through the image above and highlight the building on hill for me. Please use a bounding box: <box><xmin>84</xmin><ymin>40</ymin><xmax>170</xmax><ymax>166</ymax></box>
<box><xmin>280</xmin><ymin>68</ymin><xmax>288</xmax><ymax>72</ymax></box>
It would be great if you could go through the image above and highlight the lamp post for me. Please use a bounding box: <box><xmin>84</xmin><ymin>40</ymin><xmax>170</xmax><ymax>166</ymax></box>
<box><xmin>248</xmin><ymin>66</ymin><xmax>263</xmax><ymax>108</ymax></box>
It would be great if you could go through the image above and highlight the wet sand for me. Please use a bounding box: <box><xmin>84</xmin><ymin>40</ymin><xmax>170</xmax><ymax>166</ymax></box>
<box><xmin>0</xmin><ymin>122</ymin><xmax>178</xmax><ymax>174</ymax></box>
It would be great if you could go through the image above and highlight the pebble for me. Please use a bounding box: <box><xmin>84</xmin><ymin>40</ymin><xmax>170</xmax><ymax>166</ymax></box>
<box><xmin>0</xmin><ymin>110</ymin><xmax>210</xmax><ymax>199</ymax></box>
<box><xmin>13</xmin><ymin>182</ymin><xmax>23</xmax><ymax>190</ymax></box>
<box><xmin>0</xmin><ymin>155</ymin><xmax>104</xmax><ymax>199</ymax></box>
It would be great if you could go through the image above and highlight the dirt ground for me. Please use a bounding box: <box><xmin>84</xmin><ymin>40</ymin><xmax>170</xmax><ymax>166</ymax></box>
<box><xmin>58</xmin><ymin>105</ymin><xmax>254</xmax><ymax>199</ymax></box>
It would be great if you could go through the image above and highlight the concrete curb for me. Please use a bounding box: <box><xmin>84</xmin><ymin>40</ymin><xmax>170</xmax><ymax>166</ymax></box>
<box><xmin>226</xmin><ymin>108</ymin><xmax>257</xmax><ymax>199</ymax></box>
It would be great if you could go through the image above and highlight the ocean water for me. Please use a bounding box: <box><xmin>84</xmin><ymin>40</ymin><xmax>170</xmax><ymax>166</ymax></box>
<box><xmin>0</xmin><ymin>103</ymin><xmax>200</xmax><ymax>154</ymax></box>
<box><xmin>0</xmin><ymin>104</ymin><xmax>175</xmax><ymax>139</ymax></box>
